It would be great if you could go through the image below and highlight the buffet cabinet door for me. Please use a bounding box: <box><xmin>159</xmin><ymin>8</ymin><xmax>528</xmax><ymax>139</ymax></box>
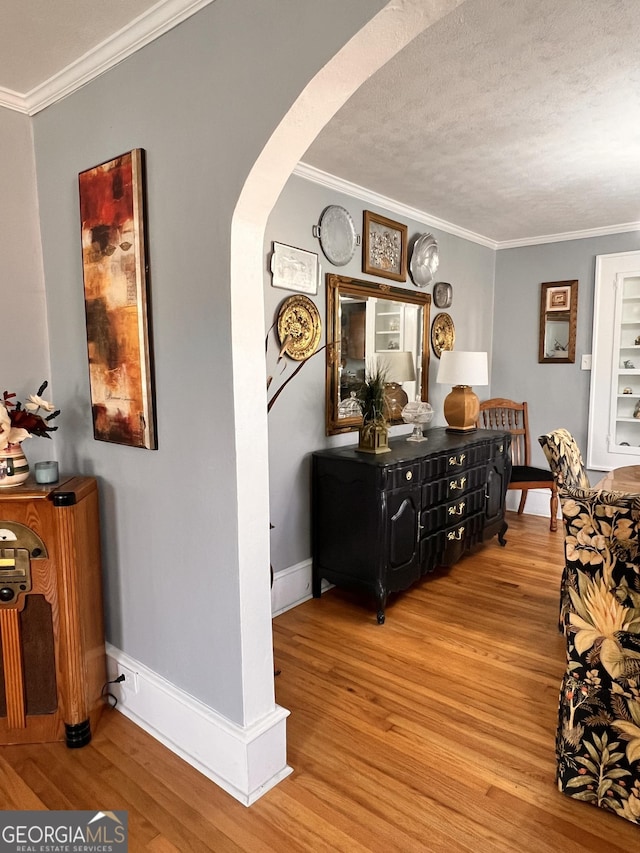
<box><xmin>384</xmin><ymin>485</ymin><xmax>421</xmax><ymax>589</ymax></box>
<box><xmin>484</xmin><ymin>436</ymin><xmax>511</xmax><ymax>543</ymax></box>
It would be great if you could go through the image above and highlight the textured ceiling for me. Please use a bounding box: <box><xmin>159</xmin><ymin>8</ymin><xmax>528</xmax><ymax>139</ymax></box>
<box><xmin>303</xmin><ymin>0</ymin><xmax>640</xmax><ymax>244</ymax></box>
<box><xmin>0</xmin><ymin>0</ymin><xmax>160</xmax><ymax>93</ymax></box>
<box><xmin>2</xmin><ymin>0</ymin><xmax>640</xmax><ymax>244</ymax></box>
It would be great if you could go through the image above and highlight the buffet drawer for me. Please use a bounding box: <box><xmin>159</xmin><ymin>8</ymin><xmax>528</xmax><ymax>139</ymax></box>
<box><xmin>422</xmin><ymin>464</ymin><xmax>487</xmax><ymax>506</ymax></box>
<box><xmin>420</xmin><ymin>510</ymin><xmax>485</xmax><ymax>573</ymax></box>
<box><xmin>420</xmin><ymin>486</ymin><xmax>485</xmax><ymax>533</ymax></box>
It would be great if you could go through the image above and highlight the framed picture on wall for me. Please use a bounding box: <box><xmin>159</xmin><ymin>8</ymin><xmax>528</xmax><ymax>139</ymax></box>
<box><xmin>539</xmin><ymin>279</ymin><xmax>578</xmax><ymax>363</ymax></box>
<box><xmin>78</xmin><ymin>148</ymin><xmax>157</xmax><ymax>449</ymax></box>
<box><xmin>545</xmin><ymin>283</ymin><xmax>572</xmax><ymax>312</ymax></box>
<box><xmin>270</xmin><ymin>242</ymin><xmax>319</xmax><ymax>294</ymax></box>
<box><xmin>362</xmin><ymin>210</ymin><xmax>408</xmax><ymax>282</ymax></box>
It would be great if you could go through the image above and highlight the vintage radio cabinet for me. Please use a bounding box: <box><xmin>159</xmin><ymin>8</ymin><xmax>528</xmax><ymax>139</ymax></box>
<box><xmin>0</xmin><ymin>476</ymin><xmax>106</xmax><ymax>747</ymax></box>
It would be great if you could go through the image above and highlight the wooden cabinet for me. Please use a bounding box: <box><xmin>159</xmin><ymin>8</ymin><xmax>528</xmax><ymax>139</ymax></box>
<box><xmin>0</xmin><ymin>476</ymin><xmax>106</xmax><ymax>746</ymax></box>
<box><xmin>312</xmin><ymin>428</ymin><xmax>511</xmax><ymax>623</ymax></box>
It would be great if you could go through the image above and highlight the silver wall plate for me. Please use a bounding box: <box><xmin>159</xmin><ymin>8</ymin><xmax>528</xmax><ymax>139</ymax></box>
<box><xmin>409</xmin><ymin>233</ymin><xmax>439</xmax><ymax>287</ymax></box>
<box><xmin>313</xmin><ymin>205</ymin><xmax>359</xmax><ymax>266</ymax></box>
<box><xmin>433</xmin><ymin>281</ymin><xmax>452</xmax><ymax>308</ymax></box>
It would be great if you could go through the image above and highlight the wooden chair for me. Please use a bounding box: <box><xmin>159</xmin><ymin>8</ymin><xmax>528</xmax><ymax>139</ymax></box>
<box><xmin>477</xmin><ymin>398</ymin><xmax>558</xmax><ymax>532</ymax></box>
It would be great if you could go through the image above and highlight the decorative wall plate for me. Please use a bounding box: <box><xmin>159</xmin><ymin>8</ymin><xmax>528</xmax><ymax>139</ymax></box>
<box><xmin>433</xmin><ymin>281</ymin><xmax>453</xmax><ymax>308</ymax></box>
<box><xmin>409</xmin><ymin>233</ymin><xmax>439</xmax><ymax>287</ymax></box>
<box><xmin>431</xmin><ymin>312</ymin><xmax>455</xmax><ymax>358</ymax></box>
<box><xmin>276</xmin><ymin>294</ymin><xmax>322</xmax><ymax>361</ymax></box>
<box><xmin>313</xmin><ymin>205</ymin><xmax>359</xmax><ymax>266</ymax></box>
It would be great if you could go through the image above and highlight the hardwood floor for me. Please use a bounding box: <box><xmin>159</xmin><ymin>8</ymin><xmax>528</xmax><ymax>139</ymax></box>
<box><xmin>1</xmin><ymin>512</ymin><xmax>638</xmax><ymax>851</ymax></box>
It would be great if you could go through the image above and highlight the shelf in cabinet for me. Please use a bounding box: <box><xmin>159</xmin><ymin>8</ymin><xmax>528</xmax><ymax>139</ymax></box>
<box><xmin>618</xmin><ymin>369</ymin><xmax>640</xmax><ymax>374</ymax></box>
<box><xmin>623</xmin><ymin>295</ymin><xmax>640</xmax><ymax>302</ymax></box>
<box><xmin>376</xmin><ymin>331</ymin><xmax>399</xmax><ymax>336</ymax></box>
<box><xmin>616</xmin><ymin>417</ymin><xmax>640</xmax><ymax>423</ymax></box>
<box><xmin>618</xmin><ymin>394</ymin><xmax>640</xmax><ymax>399</ymax></box>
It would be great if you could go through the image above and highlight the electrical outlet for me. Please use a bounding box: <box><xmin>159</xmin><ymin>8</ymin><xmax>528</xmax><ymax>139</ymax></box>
<box><xmin>113</xmin><ymin>661</ymin><xmax>139</xmax><ymax>694</ymax></box>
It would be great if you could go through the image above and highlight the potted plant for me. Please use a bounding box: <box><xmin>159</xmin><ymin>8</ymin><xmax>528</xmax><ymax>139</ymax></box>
<box><xmin>356</xmin><ymin>363</ymin><xmax>390</xmax><ymax>454</ymax></box>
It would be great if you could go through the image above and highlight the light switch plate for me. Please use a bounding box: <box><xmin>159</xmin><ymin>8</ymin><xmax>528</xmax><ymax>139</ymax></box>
<box><xmin>581</xmin><ymin>354</ymin><xmax>592</xmax><ymax>370</ymax></box>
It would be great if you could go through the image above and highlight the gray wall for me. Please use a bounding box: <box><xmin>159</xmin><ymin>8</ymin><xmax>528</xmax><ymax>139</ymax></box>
<box><xmin>29</xmin><ymin>0</ymin><xmax>385</xmax><ymax>724</ymax></box>
<box><xmin>265</xmin><ymin>173</ymin><xmax>496</xmax><ymax>572</ymax></box>
<box><xmin>8</xmin><ymin>0</ymin><xmax>640</xmax><ymax>736</ymax></box>
<box><xmin>0</xmin><ymin>108</ymin><xmax>52</xmax><ymax>464</ymax></box>
<box><xmin>493</xmin><ymin>232</ymin><xmax>640</xmax><ymax>475</ymax></box>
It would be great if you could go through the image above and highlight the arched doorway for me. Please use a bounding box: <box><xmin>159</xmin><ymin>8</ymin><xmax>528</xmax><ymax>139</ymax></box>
<box><xmin>229</xmin><ymin>0</ymin><xmax>463</xmax><ymax>800</ymax></box>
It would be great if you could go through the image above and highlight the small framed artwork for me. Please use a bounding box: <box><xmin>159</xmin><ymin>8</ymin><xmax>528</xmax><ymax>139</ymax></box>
<box><xmin>270</xmin><ymin>242</ymin><xmax>319</xmax><ymax>294</ymax></box>
<box><xmin>78</xmin><ymin>148</ymin><xmax>157</xmax><ymax>449</ymax></box>
<box><xmin>539</xmin><ymin>280</ymin><xmax>578</xmax><ymax>363</ymax></box>
<box><xmin>362</xmin><ymin>211</ymin><xmax>407</xmax><ymax>282</ymax></box>
<box><xmin>545</xmin><ymin>283</ymin><xmax>572</xmax><ymax>312</ymax></box>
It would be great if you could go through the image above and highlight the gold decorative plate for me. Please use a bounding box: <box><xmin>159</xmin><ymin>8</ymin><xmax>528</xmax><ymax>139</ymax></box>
<box><xmin>431</xmin><ymin>312</ymin><xmax>455</xmax><ymax>358</ymax></box>
<box><xmin>277</xmin><ymin>294</ymin><xmax>322</xmax><ymax>361</ymax></box>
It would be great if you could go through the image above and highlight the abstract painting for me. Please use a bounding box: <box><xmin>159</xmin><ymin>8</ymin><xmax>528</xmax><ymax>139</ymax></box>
<box><xmin>78</xmin><ymin>149</ymin><xmax>157</xmax><ymax>449</ymax></box>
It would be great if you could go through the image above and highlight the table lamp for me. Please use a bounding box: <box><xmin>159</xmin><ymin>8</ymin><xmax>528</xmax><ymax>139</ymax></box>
<box><xmin>377</xmin><ymin>351</ymin><xmax>416</xmax><ymax>420</ymax></box>
<box><xmin>436</xmin><ymin>350</ymin><xmax>488</xmax><ymax>432</ymax></box>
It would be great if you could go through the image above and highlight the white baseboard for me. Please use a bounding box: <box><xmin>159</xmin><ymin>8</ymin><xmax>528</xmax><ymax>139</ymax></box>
<box><xmin>271</xmin><ymin>558</ymin><xmax>312</xmax><ymax>616</ymax></box>
<box><xmin>271</xmin><ymin>558</ymin><xmax>332</xmax><ymax>617</ymax></box>
<box><xmin>505</xmin><ymin>487</ymin><xmax>561</xmax><ymax>520</ymax></box>
<box><xmin>105</xmin><ymin>644</ymin><xmax>292</xmax><ymax>806</ymax></box>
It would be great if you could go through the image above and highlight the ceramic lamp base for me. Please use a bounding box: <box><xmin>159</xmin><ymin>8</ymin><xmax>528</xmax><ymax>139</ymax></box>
<box><xmin>443</xmin><ymin>385</ymin><xmax>479</xmax><ymax>432</ymax></box>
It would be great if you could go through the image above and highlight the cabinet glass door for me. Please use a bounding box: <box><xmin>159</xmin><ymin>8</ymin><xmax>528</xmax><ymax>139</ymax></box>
<box><xmin>612</xmin><ymin>273</ymin><xmax>640</xmax><ymax>452</ymax></box>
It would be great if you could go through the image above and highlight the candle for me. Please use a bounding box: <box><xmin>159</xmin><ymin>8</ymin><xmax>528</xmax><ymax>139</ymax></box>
<box><xmin>34</xmin><ymin>461</ymin><xmax>59</xmax><ymax>484</ymax></box>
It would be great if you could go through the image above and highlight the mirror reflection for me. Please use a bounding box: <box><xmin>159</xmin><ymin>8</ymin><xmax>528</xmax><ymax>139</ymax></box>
<box><xmin>326</xmin><ymin>274</ymin><xmax>431</xmax><ymax>435</ymax></box>
<box><xmin>538</xmin><ymin>280</ymin><xmax>578</xmax><ymax>364</ymax></box>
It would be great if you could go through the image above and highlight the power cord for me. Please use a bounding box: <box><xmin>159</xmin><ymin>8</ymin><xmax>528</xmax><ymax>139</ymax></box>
<box><xmin>101</xmin><ymin>674</ymin><xmax>125</xmax><ymax>709</ymax></box>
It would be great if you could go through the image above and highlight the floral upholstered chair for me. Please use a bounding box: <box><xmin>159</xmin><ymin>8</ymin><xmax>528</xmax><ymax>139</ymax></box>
<box><xmin>538</xmin><ymin>428</ymin><xmax>591</xmax><ymax>491</ymax></box>
<box><xmin>556</xmin><ymin>483</ymin><xmax>640</xmax><ymax>824</ymax></box>
<box><xmin>539</xmin><ymin>429</ymin><xmax>592</xmax><ymax>630</ymax></box>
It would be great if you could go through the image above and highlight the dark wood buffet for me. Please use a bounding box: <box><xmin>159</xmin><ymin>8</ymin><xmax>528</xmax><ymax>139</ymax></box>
<box><xmin>312</xmin><ymin>428</ymin><xmax>512</xmax><ymax>623</ymax></box>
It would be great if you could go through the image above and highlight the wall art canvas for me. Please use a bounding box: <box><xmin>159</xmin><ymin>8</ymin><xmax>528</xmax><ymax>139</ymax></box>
<box><xmin>79</xmin><ymin>149</ymin><xmax>157</xmax><ymax>449</ymax></box>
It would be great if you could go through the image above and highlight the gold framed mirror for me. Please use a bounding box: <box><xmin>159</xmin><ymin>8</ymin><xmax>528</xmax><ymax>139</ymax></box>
<box><xmin>326</xmin><ymin>273</ymin><xmax>431</xmax><ymax>436</ymax></box>
<box><xmin>538</xmin><ymin>279</ymin><xmax>578</xmax><ymax>364</ymax></box>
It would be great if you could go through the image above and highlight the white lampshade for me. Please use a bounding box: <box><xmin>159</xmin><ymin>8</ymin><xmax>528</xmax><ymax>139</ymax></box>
<box><xmin>436</xmin><ymin>351</ymin><xmax>488</xmax><ymax>387</ymax></box>
<box><xmin>377</xmin><ymin>351</ymin><xmax>416</xmax><ymax>384</ymax></box>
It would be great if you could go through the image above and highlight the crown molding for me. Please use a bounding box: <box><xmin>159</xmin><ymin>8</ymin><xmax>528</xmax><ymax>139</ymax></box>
<box><xmin>0</xmin><ymin>87</ymin><xmax>29</xmax><ymax>114</ymax></box>
<box><xmin>294</xmin><ymin>162</ymin><xmax>640</xmax><ymax>250</ymax></box>
<box><xmin>2</xmin><ymin>0</ymin><xmax>216</xmax><ymax>116</ymax></box>
<box><xmin>496</xmin><ymin>221</ymin><xmax>640</xmax><ymax>249</ymax></box>
<box><xmin>294</xmin><ymin>162</ymin><xmax>498</xmax><ymax>250</ymax></box>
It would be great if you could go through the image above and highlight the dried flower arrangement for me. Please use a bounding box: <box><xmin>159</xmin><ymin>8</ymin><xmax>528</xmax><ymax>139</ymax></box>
<box><xmin>0</xmin><ymin>381</ymin><xmax>60</xmax><ymax>451</ymax></box>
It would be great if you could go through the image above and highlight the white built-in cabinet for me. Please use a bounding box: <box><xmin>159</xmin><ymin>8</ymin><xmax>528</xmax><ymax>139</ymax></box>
<box><xmin>588</xmin><ymin>250</ymin><xmax>640</xmax><ymax>470</ymax></box>
<box><xmin>364</xmin><ymin>298</ymin><xmax>420</xmax><ymax>400</ymax></box>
